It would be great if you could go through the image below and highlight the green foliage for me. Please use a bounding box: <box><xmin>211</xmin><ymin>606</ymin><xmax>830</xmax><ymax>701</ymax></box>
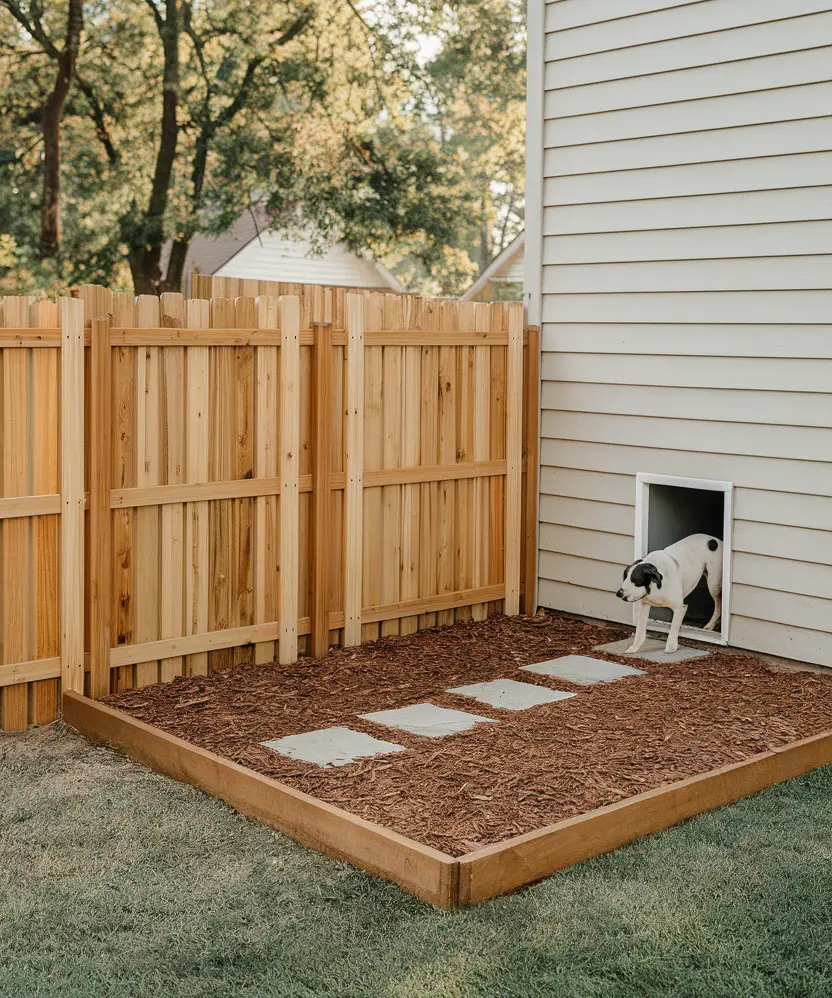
<box><xmin>0</xmin><ymin>0</ymin><xmax>526</xmax><ymax>295</ymax></box>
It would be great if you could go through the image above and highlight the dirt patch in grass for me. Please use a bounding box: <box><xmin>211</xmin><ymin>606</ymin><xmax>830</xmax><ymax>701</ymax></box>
<box><xmin>103</xmin><ymin>613</ymin><xmax>832</xmax><ymax>855</ymax></box>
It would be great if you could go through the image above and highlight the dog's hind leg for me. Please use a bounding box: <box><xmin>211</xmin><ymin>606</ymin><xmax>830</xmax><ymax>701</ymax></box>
<box><xmin>665</xmin><ymin>604</ymin><xmax>687</xmax><ymax>654</ymax></box>
<box><xmin>703</xmin><ymin>573</ymin><xmax>722</xmax><ymax>632</ymax></box>
<box><xmin>625</xmin><ymin>602</ymin><xmax>650</xmax><ymax>655</ymax></box>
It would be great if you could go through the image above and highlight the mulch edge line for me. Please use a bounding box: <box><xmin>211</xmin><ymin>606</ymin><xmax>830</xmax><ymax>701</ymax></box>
<box><xmin>62</xmin><ymin>691</ymin><xmax>832</xmax><ymax>909</ymax></box>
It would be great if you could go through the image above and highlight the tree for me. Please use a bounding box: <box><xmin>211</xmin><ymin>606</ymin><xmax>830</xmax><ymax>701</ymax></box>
<box><xmin>1</xmin><ymin>0</ymin><xmax>83</xmax><ymax>258</ymax></box>
<box><xmin>0</xmin><ymin>0</ymin><xmax>525</xmax><ymax>296</ymax></box>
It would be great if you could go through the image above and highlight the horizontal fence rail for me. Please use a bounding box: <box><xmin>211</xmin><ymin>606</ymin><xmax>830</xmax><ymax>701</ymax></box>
<box><xmin>0</xmin><ymin>282</ymin><xmax>538</xmax><ymax>729</ymax></box>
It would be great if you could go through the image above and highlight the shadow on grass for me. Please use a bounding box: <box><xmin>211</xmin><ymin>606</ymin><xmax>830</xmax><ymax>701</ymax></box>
<box><xmin>2</xmin><ymin>723</ymin><xmax>831</xmax><ymax>998</ymax></box>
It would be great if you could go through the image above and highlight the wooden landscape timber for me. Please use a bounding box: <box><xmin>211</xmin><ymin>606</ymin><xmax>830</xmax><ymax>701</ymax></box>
<box><xmin>63</xmin><ymin>690</ymin><xmax>832</xmax><ymax>909</ymax></box>
<box><xmin>0</xmin><ymin>283</ymin><xmax>537</xmax><ymax>730</ymax></box>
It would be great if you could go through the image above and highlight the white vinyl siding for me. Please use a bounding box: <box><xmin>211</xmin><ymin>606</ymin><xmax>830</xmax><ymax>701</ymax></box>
<box><xmin>537</xmin><ymin>1</ymin><xmax>832</xmax><ymax>667</ymax></box>
<box><xmin>215</xmin><ymin>231</ymin><xmax>395</xmax><ymax>289</ymax></box>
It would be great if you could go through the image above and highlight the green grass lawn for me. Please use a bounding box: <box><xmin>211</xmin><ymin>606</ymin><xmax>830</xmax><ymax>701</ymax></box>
<box><xmin>2</xmin><ymin>723</ymin><xmax>832</xmax><ymax>998</ymax></box>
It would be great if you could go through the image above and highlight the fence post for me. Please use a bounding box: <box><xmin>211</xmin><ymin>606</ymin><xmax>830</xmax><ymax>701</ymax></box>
<box><xmin>310</xmin><ymin>321</ymin><xmax>333</xmax><ymax>659</ymax></box>
<box><xmin>504</xmin><ymin>302</ymin><xmax>524</xmax><ymax>616</ymax></box>
<box><xmin>523</xmin><ymin>324</ymin><xmax>540</xmax><ymax>615</ymax></box>
<box><xmin>278</xmin><ymin>295</ymin><xmax>301</xmax><ymax>665</ymax></box>
<box><xmin>60</xmin><ymin>297</ymin><xmax>85</xmax><ymax>694</ymax></box>
<box><xmin>89</xmin><ymin>314</ymin><xmax>113</xmax><ymax>699</ymax></box>
<box><xmin>343</xmin><ymin>293</ymin><xmax>365</xmax><ymax>647</ymax></box>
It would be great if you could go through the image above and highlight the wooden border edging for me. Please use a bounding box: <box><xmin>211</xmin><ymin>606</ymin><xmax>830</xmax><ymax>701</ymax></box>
<box><xmin>62</xmin><ymin>692</ymin><xmax>459</xmax><ymax>908</ymax></box>
<box><xmin>457</xmin><ymin>730</ymin><xmax>832</xmax><ymax>905</ymax></box>
<box><xmin>63</xmin><ymin>692</ymin><xmax>832</xmax><ymax>909</ymax></box>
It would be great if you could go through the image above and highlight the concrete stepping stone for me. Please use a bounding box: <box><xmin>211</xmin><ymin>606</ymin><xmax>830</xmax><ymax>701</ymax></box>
<box><xmin>262</xmin><ymin>726</ymin><xmax>405</xmax><ymax>768</ymax></box>
<box><xmin>520</xmin><ymin>655</ymin><xmax>647</xmax><ymax>686</ymax></box>
<box><xmin>594</xmin><ymin>638</ymin><xmax>712</xmax><ymax>664</ymax></box>
<box><xmin>360</xmin><ymin>703</ymin><xmax>497</xmax><ymax>738</ymax></box>
<box><xmin>447</xmin><ymin>678</ymin><xmax>576</xmax><ymax>711</ymax></box>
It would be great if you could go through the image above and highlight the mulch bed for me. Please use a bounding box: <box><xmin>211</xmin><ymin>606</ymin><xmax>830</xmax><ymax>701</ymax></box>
<box><xmin>102</xmin><ymin>613</ymin><xmax>832</xmax><ymax>856</ymax></box>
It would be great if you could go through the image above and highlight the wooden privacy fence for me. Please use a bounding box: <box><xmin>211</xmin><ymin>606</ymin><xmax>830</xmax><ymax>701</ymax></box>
<box><xmin>0</xmin><ymin>283</ymin><xmax>540</xmax><ymax>730</ymax></box>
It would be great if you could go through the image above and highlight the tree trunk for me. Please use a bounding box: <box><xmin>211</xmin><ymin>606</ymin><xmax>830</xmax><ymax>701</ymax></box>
<box><xmin>163</xmin><ymin>239</ymin><xmax>190</xmax><ymax>293</ymax></box>
<box><xmin>39</xmin><ymin>0</ymin><xmax>83</xmax><ymax>260</ymax></box>
<box><xmin>125</xmin><ymin>0</ymin><xmax>180</xmax><ymax>294</ymax></box>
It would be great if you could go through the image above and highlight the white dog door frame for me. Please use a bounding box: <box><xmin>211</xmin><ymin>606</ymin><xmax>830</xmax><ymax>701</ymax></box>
<box><xmin>634</xmin><ymin>473</ymin><xmax>733</xmax><ymax>647</ymax></box>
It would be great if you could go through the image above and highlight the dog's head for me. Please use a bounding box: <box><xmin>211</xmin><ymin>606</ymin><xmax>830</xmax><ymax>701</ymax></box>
<box><xmin>617</xmin><ymin>560</ymin><xmax>663</xmax><ymax>602</ymax></box>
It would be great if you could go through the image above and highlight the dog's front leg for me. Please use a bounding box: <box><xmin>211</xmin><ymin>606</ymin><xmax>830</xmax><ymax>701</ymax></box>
<box><xmin>665</xmin><ymin>604</ymin><xmax>687</xmax><ymax>653</ymax></box>
<box><xmin>625</xmin><ymin>602</ymin><xmax>650</xmax><ymax>654</ymax></box>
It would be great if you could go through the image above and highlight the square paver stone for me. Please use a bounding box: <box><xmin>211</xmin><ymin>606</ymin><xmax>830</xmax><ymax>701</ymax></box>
<box><xmin>520</xmin><ymin>655</ymin><xmax>647</xmax><ymax>686</ymax></box>
<box><xmin>360</xmin><ymin>703</ymin><xmax>497</xmax><ymax>738</ymax></box>
<box><xmin>447</xmin><ymin>678</ymin><xmax>576</xmax><ymax>711</ymax></box>
<box><xmin>594</xmin><ymin>638</ymin><xmax>712</xmax><ymax>664</ymax></box>
<box><xmin>262</xmin><ymin>726</ymin><xmax>405</xmax><ymax>768</ymax></box>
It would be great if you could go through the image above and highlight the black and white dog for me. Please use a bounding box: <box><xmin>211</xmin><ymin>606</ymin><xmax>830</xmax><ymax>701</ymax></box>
<box><xmin>616</xmin><ymin>534</ymin><xmax>722</xmax><ymax>655</ymax></box>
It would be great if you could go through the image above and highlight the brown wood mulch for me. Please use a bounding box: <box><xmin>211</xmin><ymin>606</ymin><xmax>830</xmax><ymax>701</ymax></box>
<box><xmin>102</xmin><ymin>613</ymin><xmax>832</xmax><ymax>856</ymax></box>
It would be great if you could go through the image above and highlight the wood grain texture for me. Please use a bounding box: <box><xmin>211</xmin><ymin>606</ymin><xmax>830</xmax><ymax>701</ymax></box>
<box><xmin>111</xmin><ymin>293</ymin><xmax>136</xmax><ymax>692</ymax></box>
<box><xmin>310</xmin><ymin>323</ymin><xmax>333</xmax><ymax>658</ymax></box>
<box><xmin>90</xmin><ymin>316</ymin><xmax>113</xmax><ymax>698</ymax></box>
<box><xmin>134</xmin><ymin>295</ymin><xmax>161</xmax><ymax>686</ymax></box>
<box><xmin>159</xmin><ymin>293</ymin><xmax>185</xmax><ymax>682</ymax></box>
<box><xmin>343</xmin><ymin>294</ymin><xmax>365</xmax><ymax>647</ymax></box>
<box><xmin>184</xmin><ymin>299</ymin><xmax>210</xmax><ymax>677</ymax></box>
<box><xmin>30</xmin><ymin>299</ymin><xmax>60</xmax><ymax>722</ymax></box>
<box><xmin>63</xmin><ymin>691</ymin><xmax>459</xmax><ymax>908</ymax></box>
<box><xmin>504</xmin><ymin>303</ymin><xmax>524</xmax><ymax>615</ymax></box>
<box><xmin>60</xmin><ymin>297</ymin><xmax>85</xmax><ymax>695</ymax></box>
<box><xmin>1</xmin><ymin>296</ymin><xmax>32</xmax><ymax>728</ymax></box>
<box><xmin>278</xmin><ymin>297</ymin><xmax>300</xmax><ymax>665</ymax></box>
<box><xmin>253</xmin><ymin>297</ymin><xmax>279</xmax><ymax>665</ymax></box>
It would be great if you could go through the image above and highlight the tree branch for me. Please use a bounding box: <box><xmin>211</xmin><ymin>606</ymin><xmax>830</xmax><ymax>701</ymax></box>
<box><xmin>74</xmin><ymin>73</ymin><xmax>120</xmax><ymax>164</ymax></box>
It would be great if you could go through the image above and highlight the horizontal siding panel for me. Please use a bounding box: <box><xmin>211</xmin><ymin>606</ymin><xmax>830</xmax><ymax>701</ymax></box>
<box><xmin>544</xmin><ymin>11</ymin><xmax>832</xmax><ymax>88</ymax></box>
<box><xmin>540</xmin><ymin>494</ymin><xmax>635</xmax><ymax>534</ymax></box>
<box><xmin>733</xmin><ymin>488</ymin><xmax>832</xmax><ymax>531</ymax></box>
<box><xmin>541</xmin><ymin>291</ymin><xmax>832</xmax><ymax>324</ymax></box>
<box><xmin>540</xmin><ymin>466</ymin><xmax>635</xmax><ymax>505</ymax></box>
<box><xmin>541</xmin><ymin>324</ymin><xmax>832</xmax><ymax>359</ymax></box>
<box><xmin>540</xmin><ymin>523</ymin><xmax>633</xmax><ymax>563</ymax></box>
<box><xmin>545</xmin><ymin>47</ymin><xmax>832</xmax><ymax>117</ymax></box>
<box><xmin>544</xmin><ymin>187</ymin><xmax>832</xmax><ymax>234</ymax></box>
<box><xmin>544</xmin><ymin>118</ymin><xmax>832</xmax><ymax>174</ymax></box>
<box><xmin>542</xmin><ymin>382</ymin><xmax>832</xmax><ymax>429</ymax></box>
<box><xmin>734</xmin><ymin>521</ymin><xmax>832</xmax><ymax>565</ymax></box>
<box><xmin>544</xmin><ymin>153</ymin><xmax>832</xmax><ymax>204</ymax></box>
<box><xmin>729</xmin><ymin>616</ymin><xmax>832</xmax><ymax>667</ymax></box>
<box><xmin>543</xmin><ymin>256</ymin><xmax>832</xmax><ymax>293</ymax></box>
<box><xmin>734</xmin><ymin>552</ymin><xmax>832</xmax><ymax>602</ymax></box>
<box><xmin>545</xmin><ymin>0</ymin><xmax>831</xmax><ymax>61</ymax></box>
<box><xmin>543</xmin><ymin>439</ymin><xmax>832</xmax><ymax>497</ymax></box>
<box><xmin>538</xmin><ymin>578</ymin><xmax>631</xmax><ymax>625</ymax></box>
<box><xmin>540</xmin><ymin>550</ymin><xmax>621</xmax><ymax>591</ymax></box>
<box><xmin>541</xmin><ymin>353</ymin><xmax>832</xmax><ymax>392</ymax></box>
<box><xmin>545</xmin><ymin>82</ymin><xmax>832</xmax><ymax>148</ymax></box>
<box><xmin>542</xmin><ymin>410</ymin><xmax>832</xmax><ymax>462</ymax></box>
<box><xmin>545</xmin><ymin>0</ymin><xmax>709</xmax><ymax>34</ymax></box>
<box><xmin>543</xmin><ymin>221</ymin><xmax>832</xmax><ymax>264</ymax></box>
<box><xmin>732</xmin><ymin>585</ymin><xmax>832</xmax><ymax>633</ymax></box>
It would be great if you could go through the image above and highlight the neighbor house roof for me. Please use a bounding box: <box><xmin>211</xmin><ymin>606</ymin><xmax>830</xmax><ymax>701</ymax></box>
<box><xmin>162</xmin><ymin>208</ymin><xmax>404</xmax><ymax>294</ymax></box>
<box><xmin>460</xmin><ymin>231</ymin><xmax>525</xmax><ymax>301</ymax></box>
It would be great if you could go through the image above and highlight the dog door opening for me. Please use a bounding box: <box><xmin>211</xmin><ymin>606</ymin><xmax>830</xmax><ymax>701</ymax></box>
<box><xmin>635</xmin><ymin>474</ymin><xmax>732</xmax><ymax>644</ymax></box>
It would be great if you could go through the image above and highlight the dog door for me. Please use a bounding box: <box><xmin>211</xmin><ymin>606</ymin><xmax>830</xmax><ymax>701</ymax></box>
<box><xmin>635</xmin><ymin>473</ymin><xmax>733</xmax><ymax>645</ymax></box>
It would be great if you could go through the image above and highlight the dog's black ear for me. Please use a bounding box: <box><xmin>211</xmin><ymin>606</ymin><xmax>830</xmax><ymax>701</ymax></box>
<box><xmin>643</xmin><ymin>563</ymin><xmax>663</xmax><ymax>590</ymax></box>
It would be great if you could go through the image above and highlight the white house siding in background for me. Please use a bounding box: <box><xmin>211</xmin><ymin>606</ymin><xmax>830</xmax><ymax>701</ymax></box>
<box><xmin>215</xmin><ymin>231</ymin><xmax>400</xmax><ymax>289</ymax></box>
<box><xmin>530</xmin><ymin>0</ymin><xmax>832</xmax><ymax>666</ymax></box>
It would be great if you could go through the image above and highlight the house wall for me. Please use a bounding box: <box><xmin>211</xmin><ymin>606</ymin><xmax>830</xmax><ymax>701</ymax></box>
<box><xmin>215</xmin><ymin>231</ymin><xmax>396</xmax><ymax>289</ymax></box>
<box><xmin>534</xmin><ymin>0</ymin><xmax>832</xmax><ymax>666</ymax></box>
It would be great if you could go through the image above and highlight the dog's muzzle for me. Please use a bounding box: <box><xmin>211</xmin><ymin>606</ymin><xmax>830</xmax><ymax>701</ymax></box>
<box><xmin>616</xmin><ymin>589</ymin><xmax>625</xmax><ymax>600</ymax></box>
